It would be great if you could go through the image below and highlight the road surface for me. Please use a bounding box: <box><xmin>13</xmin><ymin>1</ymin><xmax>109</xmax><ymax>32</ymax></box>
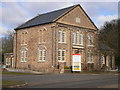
<box><xmin>3</xmin><ymin>73</ymin><xmax>118</xmax><ymax>88</ymax></box>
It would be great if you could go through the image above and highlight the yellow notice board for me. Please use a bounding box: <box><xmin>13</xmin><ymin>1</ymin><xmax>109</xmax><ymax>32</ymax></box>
<box><xmin>72</xmin><ymin>54</ymin><xmax>81</xmax><ymax>71</ymax></box>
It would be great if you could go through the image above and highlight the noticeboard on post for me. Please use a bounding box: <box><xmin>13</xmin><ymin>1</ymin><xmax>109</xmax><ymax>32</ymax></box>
<box><xmin>72</xmin><ymin>54</ymin><xmax>81</xmax><ymax>71</ymax></box>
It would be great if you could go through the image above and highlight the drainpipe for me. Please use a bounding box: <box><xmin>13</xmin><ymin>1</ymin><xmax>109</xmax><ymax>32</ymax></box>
<box><xmin>85</xmin><ymin>30</ymin><xmax>87</xmax><ymax>70</ymax></box>
<box><xmin>70</xmin><ymin>28</ymin><xmax>72</xmax><ymax>67</ymax></box>
<box><xmin>55</xmin><ymin>25</ymin><xmax>57</xmax><ymax>67</ymax></box>
<box><xmin>51</xmin><ymin>25</ymin><xmax>56</xmax><ymax>68</ymax></box>
<box><xmin>14</xmin><ymin>31</ymin><xmax>17</xmax><ymax>69</ymax></box>
<box><xmin>51</xmin><ymin>26</ymin><xmax>54</xmax><ymax>67</ymax></box>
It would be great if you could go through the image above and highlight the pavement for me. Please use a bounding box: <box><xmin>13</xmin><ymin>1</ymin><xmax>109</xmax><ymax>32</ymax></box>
<box><xmin>2</xmin><ymin>73</ymin><xmax>118</xmax><ymax>88</ymax></box>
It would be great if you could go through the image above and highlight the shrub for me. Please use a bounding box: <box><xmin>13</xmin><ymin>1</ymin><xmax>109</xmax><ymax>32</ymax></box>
<box><xmin>64</xmin><ymin>66</ymin><xmax>71</xmax><ymax>69</ymax></box>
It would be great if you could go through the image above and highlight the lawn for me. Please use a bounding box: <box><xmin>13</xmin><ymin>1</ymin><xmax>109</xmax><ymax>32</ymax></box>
<box><xmin>2</xmin><ymin>80</ymin><xmax>26</xmax><ymax>88</ymax></box>
<box><xmin>2</xmin><ymin>71</ymin><xmax>33</xmax><ymax>75</ymax></box>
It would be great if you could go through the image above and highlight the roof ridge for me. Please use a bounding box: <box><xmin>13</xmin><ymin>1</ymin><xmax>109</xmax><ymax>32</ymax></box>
<box><xmin>14</xmin><ymin>15</ymin><xmax>40</xmax><ymax>30</ymax></box>
<box><xmin>38</xmin><ymin>4</ymin><xmax>76</xmax><ymax>16</ymax></box>
<box><xmin>15</xmin><ymin>4</ymin><xmax>77</xmax><ymax>30</ymax></box>
<box><xmin>53</xmin><ymin>4</ymin><xmax>78</xmax><ymax>22</ymax></box>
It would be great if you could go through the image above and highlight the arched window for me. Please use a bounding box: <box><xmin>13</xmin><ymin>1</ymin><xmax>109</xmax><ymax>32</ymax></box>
<box><xmin>21</xmin><ymin>31</ymin><xmax>28</xmax><ymax>45</ymax></box>
<box><xmin>76</xmin><ymin>32</ymin><xmax>79</xmax><ymax>44</ymax></box>
<box><xmin>101</xmin><ymin>55</ymin><xmax>105</xmax><ymax>64</ymax></box>
<box><xmin>21</xmin><ymin>48</ymin><xmax>28</xmax><ymax>62</ymax></box>
<box><xmin>79</xmin><ymin>34</ymin><xmax>83</xmax><ymax>45</ymax></box>
<box><xmin>38</xmin><ymin>47</ymin><xmax>46</xmax><ymax>62</ymax></box>
<box><xmin>72</xmin><ymin>32</ymin><xmax>83</xmax><ymax>45</ymax></box>
<box><xmin>6</xmin><ymin>58</ymin><xmax>10</xmax><ymax>65</ymax></box>
<box><xmin>87</xmin><ymin>34</ymin><xmax>93</xmax><ymax>46</ymax></box>
<box><xmin>58</xmin><ymin>49</ymin><xmax>66</xmax><ymax>62</ymax></box>
<box><xmin>39</xmin><ymin>27</ymin><xmax>47</xmax><ymax>44</ymax></box>
<box><xmin>58</xmin><ymin>30</ymin><xmax>66</xmax><ymax>43</ymax></box>
<box><xmin>88</xmin><ymin>51</ymin><xmax>93</xmax><ymax>63</ymax></box>
<box><xmin>72</xmin><ymin>32</ymin><xmax>75</xmax><ymax>44</ymax></box>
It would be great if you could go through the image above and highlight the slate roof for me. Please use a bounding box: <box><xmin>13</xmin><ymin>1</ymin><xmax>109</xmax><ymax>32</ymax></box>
<box><xmin>15</xmin><ymin>5</ymin><xmax>77</xmax><ymax>30</ymax></box>
<box><xmin>15</xmin><ymin>4</ymin><xmax>98</xmax><ymax>30</ymax></box>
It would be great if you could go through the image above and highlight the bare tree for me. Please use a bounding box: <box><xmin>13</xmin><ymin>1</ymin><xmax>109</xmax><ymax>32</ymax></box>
<box><xmin>0</xmin><ymin>31</ymin><xmax>14</xmax><ymax>63</ymax></box>
<box><xmin>98</xmin><ymin>19</ymin><xmax>119</xmax><ymax>66</ymax></box>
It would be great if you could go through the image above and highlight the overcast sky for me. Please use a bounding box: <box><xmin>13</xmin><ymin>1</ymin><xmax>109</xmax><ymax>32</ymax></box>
<box><xmin>0</xmin><ymin>1</ymin><xmax>118</xmax><ymax>36</ymax></box>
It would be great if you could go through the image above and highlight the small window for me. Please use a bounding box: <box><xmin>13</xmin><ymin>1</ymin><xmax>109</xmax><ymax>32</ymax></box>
<box><xmin>21</xmin><ymin>48</ymin><xmax>28</xmax><ymax>62</ymax></box>
<box><xmin>39</xmin><ymin>49</ymin><xmax>42</xmax><ymax>61</ymax></box>
<box><xmin>62</xmin><ymin>31</ymin><xmax>66</xmax><ymax>43</ymax></box>
<box><xmin>88</xmin><ymin>34</ymin><xmax>93</xmax><ymax>45</ymax></box>
<box><xmin>102</xmin><ymin>56</ymin><xmax>105</xmax><ymax>64</ymax></box>
<box><xmin>88</xmin><ymin>52</ymin><xmax>93</xmax><ymax>63</ymax></box>
<box><xmin>58</xmin><ymin>49</ymin><xmax>66</xmax><ymax>62</ymax></box>
<box><xmin>58</xmin><ymin>31</ymin><xmax>66</xmax><ymax>43</ymax></box>
<box><xmin>43</xmin><ymin>49</ymin><xmax>46</xmax><ymax>61</ymax></box>
<box><xmin>72</xmin><ymin>32</ymin><xmax>76</xmax><ymax>44</ymax></box>
<box><xmin>58</xmin><ymin>49</ymin><xmax>61</xmax><ymax>61</ymax></box>
<box><xmin>62</xmin><ymin>50</ymin><xmax>66</xmax><ymax>61</ymax></box>
<box><xmin>76</xmin><ymin>32</ymin><xmax>79</xmax><ymax>44</ymax></box>
<box><xmin>6</xmin><ymin>58</ymin><xmax>10</xmax><ymax>65</ymax></box>
<box><xmin>58</xmin><ymin>31</ymin><xmax>61</xmax><ymax>43</ymax></box>
<box><xmin>38</xmin><ymin>48</ymin><xmax>46</xmax><ymax>62</ymax></box>
<box><xmin>79</xmin><ymin>34</ymin><xmax>83</xmax><ymax>45</ymax></box>
<box><xmin>76</xmin><ymin>17</ymin><xmax>80</xmax><ymax>23</ymax></box>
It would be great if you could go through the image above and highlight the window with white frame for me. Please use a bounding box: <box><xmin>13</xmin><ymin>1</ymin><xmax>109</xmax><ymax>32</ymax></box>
<box><xmin>58</xmin><ymin>31</ymin><xmax>66</xmax><ymax>43</ymax></box>
<box><xmin>76</xmin><ymin>32</ymin><xmax>79</xmax><ymax>44</ymax></box>
<box><xmin>38</xmin><ymin>48</ymin><xmax>46</xmax><ymax>62</ymax></box>
<box><xmin>58</xmin><ymin>31</ymin><xmax>61</xmax><ymax>43</ymax></box>
<box><xmin>101</xmin><ymin>55</ymin><xmax>105</xmax><ymax>64</ymax></box>
<box><xmin>72</xmin><ymin>32</ymin><xmax>76</xmax><ymax>44</ymax></box>
<box><xmin>79</xmin><ymin>34</ymin><xmax>83</xmax><ymax>45</ymax></box>
<box><xmin>72</xmin><ymin>32</ymin><xmax>83</xmax><ymax>45</ymax></box>
<box><xmin>43</xmin><ymin>49</ymin><xmax>46</xmax><ymax>61</ymax></box>
<box><xmin>39</xmin><ymin>49</ymin><xmax>42</xmax><ymax>61</ymax></box>
<box><xmin>62</xmin><ymin>31</ymin><xmax>66</xmax><ymax>43</ymax></box>
<box><xmin>21</xmin><ymin>48</ymin><xmax>28</xmax><ymax>62</ymax></box>
<box><xmin>88</xmin><ymin>52</ymin><xmax>93</xmax><ymax>63</ymax></box>
<box><xmin>6</xmin><ymin>58</ymin><xmax>10</xmax><ymax>65</ymax></box>
<box><xmin>58</xmin><ymin>49</ymin><xmax>61</xmax><ymax>61</ymax></box>
<box><xmin>58</xmin><ymin>49</ymin><xmax>66</xmax><ymax>62</ymax></box>
<box><xmin>88</xmin><ymin>34</ymin><xmax>93</xmax><ymax>45</ymax></box>
<box><xmin>62</xmin><ymin>50</ymin><xmax>65</xmax><ymax>61</ymax></box>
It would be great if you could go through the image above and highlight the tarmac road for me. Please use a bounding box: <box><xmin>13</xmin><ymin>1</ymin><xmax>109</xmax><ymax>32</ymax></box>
<box><xmin>3</xmin><ymin>73</ymin><xmax>118</xmax><ymax>88</ymax></box>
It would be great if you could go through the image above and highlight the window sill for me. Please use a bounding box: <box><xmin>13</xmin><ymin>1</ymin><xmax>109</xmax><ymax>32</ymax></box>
<box><xmin>58</xmin><ymin>61</ymin><xmax>66</xmax><ymax>62</ymax></box>
<box><xmin>79</xmin><ymin>44</ymin><xmax>84</xmax><ymax>45</ymax></box>
<box><xmin>87</xmin><ymin>61</ymin><xmax>94</xmax><ymax>63</ymax></box>
<box><xmin>88</xmin><ymin>45</ymin><xmax>94</xmax><ymax>47</ymax></box>
<box><xmin>38</xmin><ymin>42</ymin><xmax>46</xmax><ymax>44</ymax></box>
<box><xmin>73</xmin><ymin>44</ymin><xmax>84</xmax><ymax>45</ymax></box>
<box><xmin>6</xmin><ymin>64</ymin><xmax>11</xmax><ymax>65</ymax></box>
<box><xmin>21</xmin><ymin>44</ymin><xmax>27</xmax><ymax>46</ymax></box>
<box><xmin>58</xmin><ymin>42</ymin><xmax>66</xmax><ymax>44</ymax></box>
<box><xmin>21</xmin><ymin>61</ymin><xmax>27</xmax><ymax>63</ymax></box>
<box><xmin>38</xmin><ymin>61</ymin><xmax>45</xmax><ymax>63</ymax></box>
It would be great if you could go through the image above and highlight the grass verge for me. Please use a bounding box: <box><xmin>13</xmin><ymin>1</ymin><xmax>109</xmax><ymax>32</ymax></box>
<box><xmin>2</xmin><ymin>71</ymin><xmax>46</xmax><ymax>75</ymax></box>
<box><xmin>2</xmin><ymin>71</ymin><xmax>34</xmax><ymax>75</ymax></box>
<box><xmin>2</xmin><ymin>80</ymin><xmax>26</xmax><ymax>88</ymax></box>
